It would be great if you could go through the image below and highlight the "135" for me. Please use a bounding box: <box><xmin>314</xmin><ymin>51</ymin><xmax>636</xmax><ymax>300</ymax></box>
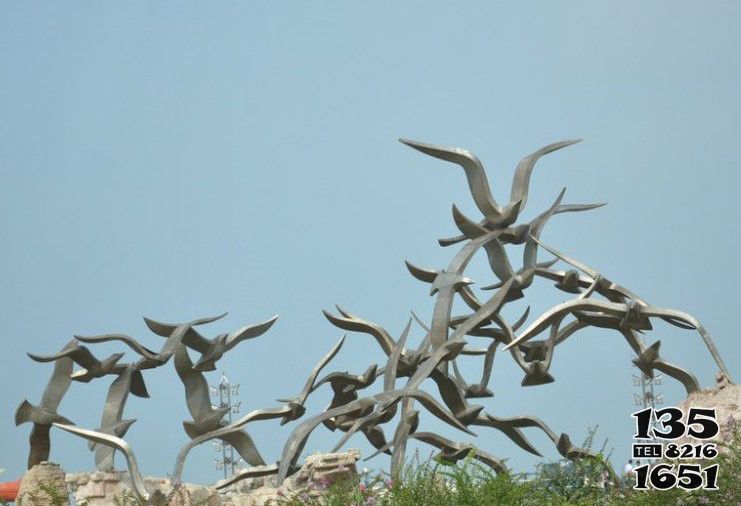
<box><xmin>632</xmin><ymin>407</ymin><xmax>719</xmax><ymax>440</ymax></box>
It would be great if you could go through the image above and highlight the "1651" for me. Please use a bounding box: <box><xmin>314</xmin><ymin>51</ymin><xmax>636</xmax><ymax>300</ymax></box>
<box><xmin>634</xmin><ymin>463</ymin><xmax>718</xmax><ymax>491</ymax></box>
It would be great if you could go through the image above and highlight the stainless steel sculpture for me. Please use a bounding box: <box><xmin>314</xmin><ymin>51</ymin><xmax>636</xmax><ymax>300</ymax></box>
<box><xmin>53</xmin><ymin>423</ymin><xmax>152</xmax><ymax>504</ymax></box>
<box><xmin>145</xmin><ymin>313</ymin><xmax>278</xmax><ymax>372</ymax></box>
<box><xmin>16</xmin><ymin>137</ymin><xmax>734</xmax><ymax>496</ymax></box>
<box><xmin>16</xmin><ymin>340</ymin><xmax>77</xmax><ymax>468</ymax></box>
<box><xmin>271</xmin><ymin>137</ymin><xmax>733</xmax><ymax>484</ymax></box>
<box><xmin>174</xmin><ymin>345</ymin><xmax>266</xmax><ymax>468</ymax></box>
<box><xmin>91</xmin><ymin>363</ymin><xmax>141</xmax><ymax>471</ymax></box>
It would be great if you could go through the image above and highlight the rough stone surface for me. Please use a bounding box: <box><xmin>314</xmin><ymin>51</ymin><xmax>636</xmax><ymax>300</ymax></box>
<box><xmin>219</xmin><ymin>449</ymin><xmax>360</xmax><ymax>506</ymax></box>
<box><xmin>20</xmin><ymin>451</ymin><xmax>360</xmax><ymax>505</ymax></box>
<box><xmin>288</xmin><ymin>447</ymin><xmax>360</xmax><ymax>489</ymax></box>
<box><xmin>220</xmin><ymin>486</ymin><xmax>283</xmax><ymax>506</ymax></box>
<box><xmin>675</xmin><ymin>374</ymin><xmax>740</xmax><ymax>451</ymax></box>
<box><xmin>65</xmin><ymin>471</ymin><xmax>221</xmax><ymax>506</ymax></box>
<box><xmin>17</xmin><ymin>462</ymin><xmax>69</xmax><ymax>506</ymax></box>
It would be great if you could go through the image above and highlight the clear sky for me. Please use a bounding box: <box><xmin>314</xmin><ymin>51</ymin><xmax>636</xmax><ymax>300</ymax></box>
<box><xmin>1</xmin><ymin>1</ymin><xmax>739</xmax><ymax>485</ymax></box>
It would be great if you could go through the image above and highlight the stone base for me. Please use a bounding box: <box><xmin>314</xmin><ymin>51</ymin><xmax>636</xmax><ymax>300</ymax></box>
<box><xmin>65</xmin><ymin>471</ymin><xmax>221</xmax><ymax>506</ymax></box>
<box><xmin>676</xmin><ymin>376</ymin><xmax>740</xmax><ymax>451</ymax></box>
<box><xmin>18</xmin><ymin>450</ymin><xmax>361</xmax><ymax>506</ymax></box>
<box><xmin>17</xmin><ymin>462</ymin><xmax>69</xmax><ymax>506</ymax></box>
<box><xmin>219</xmin><ymin>449</ymin><xmax>361</xmax><ymax>506</ymax></box>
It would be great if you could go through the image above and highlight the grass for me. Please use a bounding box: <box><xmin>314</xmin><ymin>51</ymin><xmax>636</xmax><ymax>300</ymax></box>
<box><xmin>278</xmin><ymin>426</ymin><xmax>741</xmax><ymax>506</ymax></box>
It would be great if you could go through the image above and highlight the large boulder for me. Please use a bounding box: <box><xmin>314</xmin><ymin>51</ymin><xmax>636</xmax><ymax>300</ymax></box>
<box><xmin>220</xmin><ymin>449</ymin><xmax>361</xmax><ymax>506</ymax></box>
<box><xmin>17</xmin><ymin>462</ymin><xmax>69</xmax><ymax>506</ymax></box>
<box><xmin>287</xmin><ymin>448</ymin><xmax>361</xmax><ymax>490</ymax></box>
<box><xmin>675</xmin><ymin>372</ymin><xmax>740</xmax><ymax>451</ymax></box>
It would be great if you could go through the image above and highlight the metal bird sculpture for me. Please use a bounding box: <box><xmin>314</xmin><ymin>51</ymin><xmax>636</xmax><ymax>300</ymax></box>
<box><xmin>145</xmin><ymin>313</ymin><xmax>279</xmax><ymax>372</ymax></box>
<box><xmin>28</xmin><ymin>343</ymin><xmax>149</xmax><ymax>398</ymax></box>
<box><xmin>16</xmin><ymin>340</ymin><xmax>77</xmax><ymax>468</ymax></box>
<box><xmin>174</xmin><ymin>344</ymin><xmax>266</xmax><ymax>467</ymax></box>
<box><xmin>408</xmin><ymin>431</ymin><xmax>507</xmax><ymax>473</ymax></box>
<box><xmin>28</xmin><ymin>345</ymin><xmax>123</xmax><ymax>380</ymax></box>
<box><xmin>75</xmin><ymin>314</ymin><xmax>230</xmax><ymax>369</ymax></box>
<box><xmin>16</xmin><ymin>136</ymin><xmax>733</xmax><ymax>492</ymax></box>
<box><xmin>172</xmin><ymin>405</ymin><xmax>296</xmax><ymax>485</ymax></box>
<box><xmin>399</xmin><ymin>138</ymin><xmax>580</xmax><ymax>229</ymax></box>
<box><xmin>73</xmin><ymin>332</ymin><xmax>160</xmax><ymax>364</ymax></box>
<box><xmin>215</xmin><ymin>464</ymin><xmax>280</xmax><ymax>490</ymax></box>
<box><xmin>90</xmin><ymin>364</ymin><xmax>141</xmax><ymax>471</ymax></box>
<box><xmin>276</xmin><ymin>334</ymin><xmax>346</xmax><ymax>424</ymax></box>
<box><xmin>275</xmin><ymin>388</ymin><xmax>477</xmax><ymax>485</ymax></box>
<box><xmin>53</xmin><ymin>423</ymin><xmax>151</xmax><ymax>504</ymax></box>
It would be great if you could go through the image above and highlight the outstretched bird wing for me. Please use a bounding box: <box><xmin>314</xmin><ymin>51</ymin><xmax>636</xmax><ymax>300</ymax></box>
<box><xmin>323</xmin><ymin>307</ymin><xmax>395</xmax><ymax>356</ymax></box>
<box><xmin>523</xmin><ymin>188</ymin><xmax>566</xmax><ymax>271</ymax></box>
<box><xmin>384</xmin><ymin>319</ymin><xmax>412</xmax><ymax>392</ymax></box>
<box><xmin>28</xmin><ymin>343</ymin><xmax>99</xmax><ymax>370</ymax></box>
<box><xmin>224</xmin><ymin>315</ymin><xmax>279</xmax><ymax>351</ymax></box>
<box><xmin>143</xmin><ymin>313</ymin><xmax>228</xmax><ymax>353</ymax></box>
<box><xmin>285</xmin><ymin>334</ymin><xmax>346</xmax><ymax>406</ymax></box>
<box><xmin>510</xmin><ymin>139</ymin><xmax>581</xmax><ymax>212</ymax></box>
<box><xmin>74</xmin><ymin>333</ymin><xmax>158</xmax><ymax>361</ymax></box>
<box><xmin>39</xmin><ymin>340</ymin><xmax>77</xmax><ymax>412</ymax></box>
<box><xmin>400</xmin><ymin>138</ymin><xmax>504</xmax><ymax>220</ymax></box>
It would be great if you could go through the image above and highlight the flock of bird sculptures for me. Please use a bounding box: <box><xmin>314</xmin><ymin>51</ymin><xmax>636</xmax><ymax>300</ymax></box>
<box><xmin>15</xmin><ymin>138</ymin><xmax>734</xmax><ymax>503</ymax></box>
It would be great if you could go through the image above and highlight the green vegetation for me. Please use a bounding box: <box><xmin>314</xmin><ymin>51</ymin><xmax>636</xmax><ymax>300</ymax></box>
<box><xmin>15</xmin><ymin>481</ymin><xmax>68</xmax><ymax>506</ymax></box>
<box><xmin>279</xmin><ymin>426</ymin><xmax>741</xmax><ymax>506</ymax></box>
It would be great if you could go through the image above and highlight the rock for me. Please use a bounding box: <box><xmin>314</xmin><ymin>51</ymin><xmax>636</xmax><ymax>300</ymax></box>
<box><xmin>53</xmin><ymin>450</ymin><xmax>361</xmax><ymax>505</ymax></box>
<box><xmin>65</xmin><ymin>470</ymin><xmax>127</xmax><ymax>505</ymax></box>
<box><xmin>219</xmin><ymin>449</ymin><xmax>361</xmax><ymax>506</ymax></box>
<box><xmin>189</xmin><ymin>487</ymin><xmax>223</xmax><ymax>506</ymax></box>
<box><xmin>287</xmin><ymin>448</ymin><xmax>360</xmax><ymax>490</ymax></box>
<box><xmin>715</xmin><ymin>371</ymin><xmax>731</xmax><ymax>390</ymax></box>
<box><xmin>65</xmin><ymin>471</ymin><xmax>221</xmax><ymax>506</ymax></box>
<box><xmin>17</xmin><ymin>461</ymin><xmax>69</xmax><ymax>506</ymax></box>
<box><xmin>145</xmin><ymin>478</ymin><xmax>221</xmax><ymax>506</ymax></box>
<box><xmin>676</xmin><ymin>379</ymin><xmax>740</xmax><ymax>451</ymax></box>
<box><xmin>222</xmin><ymin>486</ymin><xmax>284</xmax><ymax>506</ymax></box>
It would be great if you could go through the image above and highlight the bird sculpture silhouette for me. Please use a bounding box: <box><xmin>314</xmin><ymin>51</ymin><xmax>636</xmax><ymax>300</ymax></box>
<box><xmin>14</xmin><ymin>137</ymin><xmax>732</xmax><ymax>494</ymax></box>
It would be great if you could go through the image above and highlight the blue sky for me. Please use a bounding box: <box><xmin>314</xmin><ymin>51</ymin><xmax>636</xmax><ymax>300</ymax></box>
<box><xmin>1</xmin><ymin>2</ymin><xmax>739</xmax><ymax>485</ymax></box>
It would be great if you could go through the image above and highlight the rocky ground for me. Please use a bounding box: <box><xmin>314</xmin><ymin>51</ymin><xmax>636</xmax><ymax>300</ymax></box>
<box><xmin>15</xmin><ymin>449</ymin><xmax>361</xmax><ymax>506</ymax></box>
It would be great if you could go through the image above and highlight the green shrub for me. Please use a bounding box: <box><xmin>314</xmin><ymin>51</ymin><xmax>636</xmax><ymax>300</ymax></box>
<box><xmin>275</xmin><ymin>424</ymin><xmax>741</xmax><ymax>505</ymax></box>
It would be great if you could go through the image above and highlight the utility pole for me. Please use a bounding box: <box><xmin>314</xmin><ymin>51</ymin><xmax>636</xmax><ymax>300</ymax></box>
<box><xmin>210</xmin><ymin>373</ymin><xmax>243</xmax><ymax>479</ymax></box>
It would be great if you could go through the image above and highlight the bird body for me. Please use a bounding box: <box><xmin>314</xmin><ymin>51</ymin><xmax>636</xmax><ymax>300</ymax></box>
<box><xmin>16</xmin><ymin>339</ymin><xmax>76</xmax><ymax>468</ymax></box>
<box><xmin>173</xmin><ymin>344</ymin><xmax>266</xmax><ymax>469</ymax></box>
<box><xmin>408</xmin><ymin>431</ymin><xmax>507</xmax><ymax>474</ymax></box>
<box><xmin>91</xmin><ymin>364</ymin><xmax>142</xmax><ymax>471</ymax></box>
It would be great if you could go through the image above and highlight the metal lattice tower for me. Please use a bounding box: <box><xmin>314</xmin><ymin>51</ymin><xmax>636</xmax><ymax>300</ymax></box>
<box><xmin>632</xmin><ymin>365</ymin><xmax>664</xmax><ymax>455</ymax></box>
<box><xmin>210</xmin><ymin>373</ymin><xmax>243</xmax><ymax>479</ymax></box>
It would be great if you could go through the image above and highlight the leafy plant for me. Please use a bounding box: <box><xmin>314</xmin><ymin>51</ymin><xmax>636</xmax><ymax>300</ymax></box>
<box><xmin>111</xmin><ymin>489</ymin><xmax>142</xmax><ymax>506</ymax></box>
<box><xmin>270</xmin><ymin>423</ymin><xmax>741</xmax><ymax>505</ymax></box>
<box><xmin>16</xmin><ymin>481</ymin><xmax>69</xmax><ymax>506</ymax></box>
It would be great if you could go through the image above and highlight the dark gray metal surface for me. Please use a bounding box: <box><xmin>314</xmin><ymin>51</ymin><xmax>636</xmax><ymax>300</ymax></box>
<box><xmin>16</xmin><ymin>137</ymin><xmax>733</xmax><ymax>493</ymax></box>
